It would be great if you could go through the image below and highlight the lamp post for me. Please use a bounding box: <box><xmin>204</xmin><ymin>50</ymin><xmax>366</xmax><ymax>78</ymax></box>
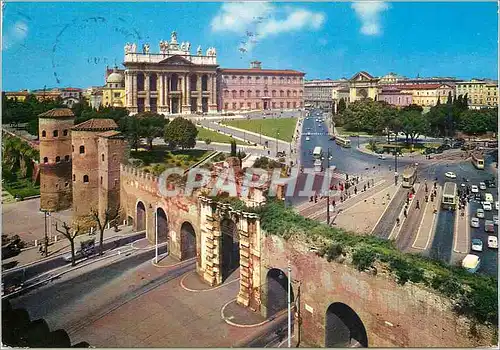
<box><xmin>326</xmin><ymin>148</ymin><xmax>331</xmax><ymax>225</ymax></box>
<box><xmin>41</xmin><ymin>210</ymin><xmax>51</xmax><ymax>257</ymax></box>
<box><xmin>276</xmin><ymin>130</ymin><xmax>280</xmax><ymax>156</ymax></box>
<box><xmin>287</xmin><ymin>260</ymin><xmax>292</xmax><ymax>348</ymax></box>
<box><xmin>394</xmin><ymin>147</ymin><xmax>399</xmax><ymax>186</ymax></box>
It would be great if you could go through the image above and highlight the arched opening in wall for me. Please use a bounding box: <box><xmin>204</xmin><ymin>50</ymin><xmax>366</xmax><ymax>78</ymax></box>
<box><xmin>156</xmin><ymin>207</ymin><xmax>169</xmax><ymax>244</ymax></box>
<box><xmin>180</xmin><ymin>222</ymin><xmax>196</xmax><ymax>260</ymax></box>
<box><xmin>42</xmin><ymin>130</ymin><xmax>46</xmax><ymax>137</ymax></box>
<box><xmin>136</xmin><ymin>201</ymin><xmax>146</xmax><ymax>231</ymax></box>
<box><xmin>220</xmin><ymin>218</ymin><xmax>239</xmax><ymax>282</ymax></box>
<box><xmin>201</xmin><ymin>75</ymin><xmax>208</xmax><ymax>91</ymax></box>
<box><xmin>266</xmin><ymin>268</ymin><xmax>294</xmax><ymax>317</ymax></box>
<box><xmin>325</xmin><ymin>302</ymin><xmax>368</xmax><ymax>348</ymax></box>
<box><xmin>127</xmin><ymin>216</ymin><xmax>134</xmax><ymax>226</ymax></box>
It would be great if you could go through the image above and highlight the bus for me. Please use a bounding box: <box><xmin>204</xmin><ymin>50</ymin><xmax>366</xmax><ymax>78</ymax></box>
<box><xmin>313</xmin><ymin>146</ymin><xmax>323</xmax><ymax>159</ymax></box>
<box><xmin>335</xmin><ymin>136</ymin><xmax>351</xmax><ymax>148</ymax></box>
<box><xmin>402</xmin><ymin>166</ymin><xmax>417</xmax><ymax>188</ymax></box>
<box><xmin>471</xmin><ymin>152</ymin><xmax>485</xmax><ymax>170</ymax></box>
<box><xmin>441</xmin><ymin>182</ymin><xmax>458</xmax><ymax>210</ymax></box>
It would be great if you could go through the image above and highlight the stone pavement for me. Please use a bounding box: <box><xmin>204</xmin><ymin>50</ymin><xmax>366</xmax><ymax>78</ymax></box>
<box><xmin>69</xmin><ymin>265</ymin><xmax>281</xmax><ymax>348</ymax></box>
<box><xmin>2</xmin><ymin>225</ymin><xmax>136</xmax><ymax>268</ymax></box>
<box><xmin>2</xmin><ymin>197</ymin><xmax>73</xmax><ymax>245</ymax></box>
<box><xmin>333</xmin><ymin>181</ymin><xmax>401</xmax><ymax>234</ymax></box>
<box><xmin>410</xmin><ymin>184</ymin><xmax>442</xmax><ymax>252</ymax></box>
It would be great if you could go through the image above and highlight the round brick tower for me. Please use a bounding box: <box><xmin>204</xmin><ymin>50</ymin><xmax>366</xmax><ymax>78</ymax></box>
<box><xmin>71</xmin><ymin>118</ymin><xmax>118</xmax><ymax>220</ymax></box>
<box><xmin>38</xmin><ymin>108</ymin><xmax>75</xmax><ymax>212</ymax></box>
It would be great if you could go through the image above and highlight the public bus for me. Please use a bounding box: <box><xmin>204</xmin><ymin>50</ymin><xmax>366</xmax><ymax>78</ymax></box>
<box><xmin>401</xmin><ymin>166</ymin><xmax>417</xmax><ymax>188</ymax></box>
<box><xmin>471</xmin><ymin>152</ymin><xmax>485</xmax><ymax>170</ymax></box>
<box><xmin>335</xmin><ymin>136</ymin><xmax>351</xmax><ymax>148</ymax></box>
<box><xmin>313</xmin><ymin>146</ymin><xmax>323</xmax><ymax>159</ymax></box>
<box><xmin>441</xmin><ymin>182</ymin><xmax>458</xmax><ymax>210</ymax></box>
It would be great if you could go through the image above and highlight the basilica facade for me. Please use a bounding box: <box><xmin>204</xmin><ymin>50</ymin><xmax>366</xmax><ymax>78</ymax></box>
<box><xmin>123</xmin><ymin>31</ymin><xmax>218</xmax><ymax>115</ymax></box>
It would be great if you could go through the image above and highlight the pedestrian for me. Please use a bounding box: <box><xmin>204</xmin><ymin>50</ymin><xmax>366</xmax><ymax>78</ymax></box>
<box><xmin>363</xmin><ymin>184</ymin><xmax>367</xmax><ymax>192</ymax></box>
<box><xmin>425</xmin><ymin>184</ymin><xmax>428</xmax><ymax>193</ymax></box>
<box><xmin>332</xmin><ymin>199</ymin><xmax>336</xmax><ymax>209</ymax></box>
<box><xmin>372</xmin><ymin>198</ymin><xmax>375</xmax><ymax>204</ymax></box>
<box><xmin>314</xmin><ymin>195</ymin><xmax>318</xmax><ymax>203</ymax></box>
<box><xmin>367</xmin><ymin>182</ymin><xmax>370</xmax><ymax>189</ymax></box>
<box><xmin>425</xmin><ymin>195</ymin><xmax>429</xmax><ymax>202</ymax></box>
<box><xmin>310</xmin><ymin>196</ymin><xmax>313</xmax><ymax>202</ymax></box>
<box><xmin>354</xmin><ymin>186</ymin><xmax>358</xmax><ymax>195</ymax></box>
<box><xmin>406</xmin><ymin>197</ymin><xmax>410</xmax><ymax>206</ymax></box>
<box><xmin>416</xmin><ymin>200</ymin><xmax>420</xmax><ymax>209</ymax></box>
<box><xmin>396</xmin><ymin>217</ymin><xmax>400</xmax><ymax>226</ymax></box>
<box><xmin>404</xmin><ymin>209</ymin><xmax>407</xmax><ymax>218</ymax></box>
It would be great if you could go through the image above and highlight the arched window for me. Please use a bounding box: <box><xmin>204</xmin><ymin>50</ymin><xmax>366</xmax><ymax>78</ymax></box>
<box><xmin>224</xmin><ymin>90</ymin><xmax>229</xmax><ymax>98</ymax></box>
<box><xmin>79</xmin><ymin>145</ymin><xmax>85</xmax><ymax>154</ymax></box>
<box><xmin>65</xmin><ymin>182</ymin><xmax>69</xmax><ymax>187</ymax></box>
<box><xmin>42</xmin><ymin>130</ymin><xmax>46</xmax><ymax>137</ymax></box>
<box><xmin>232</xmin><ymin>90</ymin><xmax>237</xmax><ymax>99</ymax></box>
<box><xmin>102</xmin><ymin>154</ymin><xmax>105</xmax><ymax>161</ymax></box>
<box><xmin>53</xmin><ymin>130</ymin><xmax>58</xmax><ymax>137</ymax></box>
<box><xmin>72</xmin><ymin>145</ymin><xmax>74</xmax><ymax>152</ymax></box>
<box><xmin>101</xmin><ymin>176</ymin><xmax>103</xmax><ymax>185</ymax></box>
<box><xmin>287</xmin><ymin>90</ymin><xmax>291</xmax><ymax>97</ymax></box>
<box><xmin>240</xmin><ymin>90</ymin><xmax>245</xmax><ymax>98</ymax></box>
<box><xmin>272</xmin><ymin>90</ymin><xmax>276</xmax><ymax>97</ymax></box>
<box><xmin>63</xmin><ymin>129</ymin><xmax>68</xmax><ymax>136</ymax></box>
<box><xmin>83</xmin><ymin>175</ymin><xmax>89</xmax><ymax>183</ymax></box>
<box><xmin>55</xmin><ymin>156</ymin><xmax>61</xmax><ymax>163</ymax></box>
<box><xmin>43</xmin><ymin>157</ymin><xmax>48</xmax><ymax>163</ymax></box>
<box><xmin>73</xmin><ymin>174</ymin><xmax>76</xmax><ymax>181</ymax></box>
<box><xmin>247</xmin><ymin>90</ymin><xmax>252</xmax><ymax>98</ymax></box>
<box><xmin>64</xmin><ymin>155</ymin><xmax>70</xmax><ymax>162</ymax></box>
<box><xmin>256</xmin><ymin>90</ymin><xmax>260</xmax><ymax>97</ymax></box>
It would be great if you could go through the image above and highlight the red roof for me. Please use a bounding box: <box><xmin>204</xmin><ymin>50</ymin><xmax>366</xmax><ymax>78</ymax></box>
<box><xmin>98</xmin><ymin>130</ymin><xmax>123</xmax><ymax>138</ymax></box>
<box><xmin>38</xmin><ymin>108</ymin><xmax>75</xmax><ymax>118</ymax></box>
<box><xmin>72</xmin><ymin>118</ymin><xmax>118</xmax><ymax>131</ymax></box>
<box><xmin>62</xmin><ymin>88</ymin><xmax>82</xmax><ymax>91</ymax></box>
<box><xmin>220</xmin><ymin>68</ymin><xmax>305</xmax><ymax>76</ymax></box>
<box><xmin>399</xmin><ymin>84</ymin><xmax>452</xmax><ymax>90</ymax></box>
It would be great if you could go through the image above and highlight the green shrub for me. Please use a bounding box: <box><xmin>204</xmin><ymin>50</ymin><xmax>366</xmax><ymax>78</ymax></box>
<box><xmin>352</xmin><ymin>246</ymin><xmax>376</xmax><ymax>271</ymax></box>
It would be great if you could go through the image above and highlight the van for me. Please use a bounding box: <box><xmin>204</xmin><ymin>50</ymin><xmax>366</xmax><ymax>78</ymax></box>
<box><xmin>484</xmin><ymin>193</ymin><xmax>494</xmax><ymax>203</ymax></box>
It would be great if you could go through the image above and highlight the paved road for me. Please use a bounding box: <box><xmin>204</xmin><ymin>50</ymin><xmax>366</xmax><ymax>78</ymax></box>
<box><xmin>396</xmin><ymin>183</ymin><xmax>429</xmax><ymax>251</ymax></box>
<box><xmin>371</xmin><ymin>185</ymin><xmax>407</xmax><ymax>239</ymax></box>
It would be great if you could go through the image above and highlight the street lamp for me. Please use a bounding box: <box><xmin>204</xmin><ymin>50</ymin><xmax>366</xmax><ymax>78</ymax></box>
<box><xmin>326</xmin><ymin>148</ymin><xmax>331</xmax><ymax>225</ymax></box>
<box><xmin>276</xmin><ymin>129</ymin><xmax>280</xmax><ymax>156</ymax></box>
<box><xmin>40</xmin><ymin>209</ymin><xmax>51</xmax><ymax>257</ymax></box>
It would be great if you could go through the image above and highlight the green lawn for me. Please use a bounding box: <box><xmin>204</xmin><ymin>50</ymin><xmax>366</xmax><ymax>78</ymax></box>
<box><xmin>196</xmin><ymin>127</ymin><xmax>245</xmax><ymax>145</ymax></box>
<box><xmin>3</xmin><ymin>179</ymin><xmax>40</xmax><ymax>199</ymax></box>
<box><xmin>130</xmin><ymin>146</ymin><xmax>211</xmax><ymax>174</ymax></box>
<box><xmin>222</xmin><ymin>117</ymin><xmax>297</xmax><ymax>142</ymax></box>
<box><xmin>335</xmin><ymin>127</ymin><xmax>373</xmax><ymax>136</ymax></box>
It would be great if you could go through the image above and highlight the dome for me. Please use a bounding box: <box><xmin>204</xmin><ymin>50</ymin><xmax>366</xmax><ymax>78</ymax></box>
<box><xmin>107</xmin><ymin>69</ymin><xmax>124</xmax><ymax>84</ymax></box>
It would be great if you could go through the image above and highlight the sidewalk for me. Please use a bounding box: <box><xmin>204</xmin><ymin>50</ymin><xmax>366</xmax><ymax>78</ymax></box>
<box><xmin>2</xmin><ymin>225</ymin><xmax>136</xmax><ymax>268</ymax></box>
<box><xmin>411</xmin><ymin>184</ymin><xmax>442</xmax><ymax>252</ymax></box>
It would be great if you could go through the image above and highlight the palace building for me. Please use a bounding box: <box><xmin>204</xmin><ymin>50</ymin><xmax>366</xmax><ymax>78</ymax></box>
<box><xmin>218</xmin><ymin>61</ymin><xmax>305</xmax><ymax>112</ymax></box>
<box><xmin>123</xmin><ymin>31</ymin><xmax>218</xmax><ymax>115</ymax></box>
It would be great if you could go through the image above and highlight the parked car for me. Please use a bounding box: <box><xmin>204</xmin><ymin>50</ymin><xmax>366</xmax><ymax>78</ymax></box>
<box><xmin>306</xmin><ymin>137</ymin><xmax>310</xmax><ymax>141</ymax></box>
<box><xmin>445</xmin><ymin>172</ymin><xmax>457</xmax><ymax>179</ymax></box>
<box><xmin>476</xmin><ymin>208</ymin><xmax>485</xmax><ymax>218</ymax></box>
<box><xmin>484</xmin><ymin>193</ymin><xmax>494</xmax><ymax>203</ymax></box>
<box><xmin>424</xmin><ymin>148</ymin><xmax>435</xmax><ymax>155</ymax></box>
<box><xmin>484</xmin><ymin>220</ymin><xmax>495</xmax><ymax>233</ymax></box>
<box><xmin>471</xmin><ymin>238</ymin><xmax>483</xmax><ymax>252</ymax></box>
<box><xmin>471</xmin><ymin>185</ymin><xmax>479</xmax><ymax>193</ymax></box>
<box><xmin>475</xmin><ymin>193</ymin><xmax>483</xmax><ymax>201</ymax></box>
<box><xmin>377</xmin><ymin>154</ymin><xmax>386</xmax><ymax>160</ymax></box>
<box><xmin>479</xmin><ymin>182</ymin><xmax>487</xmax><ymax>190</ymax></box>
<box><xmin>487</xmin><ymin>236</ymin><xmax>498</xmax><ymax>249</ymax></box>
<box><xmin>470</xmin><ymin>217</ymin><xmax>480</xmax><ymax>228</ymax></box>
<box><xmin>482</xmin><ymin>202</ymin><xmax>492</xmax><ymax>211</ymax></box>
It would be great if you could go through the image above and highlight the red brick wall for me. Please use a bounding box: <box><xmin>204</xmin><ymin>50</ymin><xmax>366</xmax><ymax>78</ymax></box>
<box><xmin>258</xmin><ymin>235</ymin><xmax>495</xmax><ymax>347</ymax></box>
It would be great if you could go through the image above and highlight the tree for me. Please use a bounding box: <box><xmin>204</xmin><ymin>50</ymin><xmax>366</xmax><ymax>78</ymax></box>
<box><xmin>230</xmin><ymin>140</ymin><xmax>237</xmax><ymax>156</ymax></box>
<box><xmin>204</xmin><ymin>138</ymin><xmax>212</xmax><ymax>146</ymax></box>
<box><xmin>400</xmin><ymin>110</ymin><xmax>429</xmax><ymax>145</ymax></box>
<box><xmin>338</xmin><ymin>98</ymin><xmax>347</xmax><ymax>115</ymax></box>
<box><xmin>90</xmin><ymin>206</ymin><xmax>121</xmax><ymax>256</ymax></box>
<box><xmin>55</xmin><ymin>221</ymin><xmax>81</xmax><ymax>266</ymax></box>
<box><xmin>446</xmin><ymin>91</ymin><xmax>453</xmax><ymax>105</ymax></box>
<box><xmin>163</xmin><ymin>117</ymin><xmax>198</xmax><ymax>149</ymax></box>
<box><xmin>136</xmin><ymin>112</ymin><xmax>168</xmax><ymax>150</ymax></box>
<box><xmin>119</xmin><ymin>116</ymin><xmax>141</xmax><ymax>151</ymax></box>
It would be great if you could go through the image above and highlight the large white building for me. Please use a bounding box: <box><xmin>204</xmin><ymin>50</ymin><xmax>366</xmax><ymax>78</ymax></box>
<box><xmin>304</xmin><ymin>79</ymin><xmax>348</xmax><ymax>110</ymax></box>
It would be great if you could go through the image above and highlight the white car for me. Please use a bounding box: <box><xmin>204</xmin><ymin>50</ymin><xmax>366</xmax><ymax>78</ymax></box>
<box><xmin>470</xmin><ymin>217</ymin><xmax>480</xmax><ymax>228</ymax></box>
<box><xmin>494</xmin><ymin>215</ymin><xmax>498</xmax><ymax>225</ymax></box>
<box><xmin>496</xmin><ymin>201</ymin><xmax>499</xmax><ymax>211</ymax></box>
<box><xmin>306</xmin><ymin>137</ymin><xmax>310</xmax><ymax>141</ymax></box>
<box><xmin>445</xmin><ymin>172</ymin><xmax>457</xmax><ymax>179</ymax></box>
<box><xmin>471</xmin><ymin>185</ymin><xmax>479</xmax><ymax>193</ymax></box>
<box><xmin>476</xmin><ymin>208</ymin><xmax>485</xmax><ymax>218</ymax></box>
<box><xmin>482</xmin><ymin>202</ymin><xmax>492</xmax><ymax>211</ymax></box>
<box><xmin>378</xmin><ymin>154</ymin><xmax>386</xmax><ymax>160</ymax></box>
<box><xmin>479</xmin><ymin>182</ymin><xmax>487</xmax><ymax>190</ymax></box>
<box><xmin>487</xmin><ymin>236</ymin><xmax>498</xmax><ymax>249</ymax></box>
<box><xmin>471</xmin><ymin>238</ymin><xmax>483</xmax><ymax>252</ymax></box>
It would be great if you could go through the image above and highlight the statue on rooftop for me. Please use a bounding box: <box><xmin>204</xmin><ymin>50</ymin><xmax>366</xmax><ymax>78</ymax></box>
<box><xmin>171</xmin><ymin>31</ymin><xmax>178</xmax><ymax>44</ymax></box>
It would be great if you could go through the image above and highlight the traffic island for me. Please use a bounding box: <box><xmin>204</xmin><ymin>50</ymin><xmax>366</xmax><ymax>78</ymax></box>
<box><xmin>180</xmin><ymin>270</ymin><xmax>240</xmax><ymax>292</ymax></box>
<box><xmin>220</xmin><ymin>298</ymin><xmax>271</xmax><ymax>327</ymax></box>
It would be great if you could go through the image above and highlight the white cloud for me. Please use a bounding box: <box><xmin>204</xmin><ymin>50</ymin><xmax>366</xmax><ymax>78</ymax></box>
<box><xmin>3</xmin><ymin>21</ymin><xmax>29</xmax><ymax>50</ymax></box>
<box><xmin>351</xmin><ymin>1</ymin><xmax>389</xmax><ymax>36</ymax></box>
<box><xmin>211</xmin><ymin>2</ymin><xmax>326</xmax><ymax>52</ymax></box>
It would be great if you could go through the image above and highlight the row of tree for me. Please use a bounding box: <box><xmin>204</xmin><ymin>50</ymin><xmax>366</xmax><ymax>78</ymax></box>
<box><xmin>333</xmin><ymin>93</ymin><xmax>497</xmax><ymax>141</ymax></box>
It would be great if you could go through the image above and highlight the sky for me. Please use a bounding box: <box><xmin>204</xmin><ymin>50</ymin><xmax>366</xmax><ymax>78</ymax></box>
<box><xmin>2</xmin><ymin>1</ymin><xmax>498</xmax><ymax>91</ymax></box>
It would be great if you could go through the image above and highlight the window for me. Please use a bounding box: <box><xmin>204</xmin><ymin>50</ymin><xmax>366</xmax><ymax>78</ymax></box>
<box><xmin>256</xmin><ymin>90</ymin><xmax>260</xmax><ymax>97</ymax></box>
<box><xmin>53</xmin><ymin>130</ymin><xmax>58</xmax><ymax>137</ymax></box>
<box><xmin>83</xmin><ymin>175</ymin><xmax>89</xmax><ymax>183</ymax></box>
<box><xmin>101</xmin><ymin>176</ymin><xmax>103</xmax><ymax>185</ymax></box>
<box><xmin>287</xmin><ymin>102</ymin><xmax>291</xmax><ymax>108</ymax></box>
<box><xmin>293</xmin><ymin>90</ymin><xmax>297</xmax><ymax>97</ymax></box>
<box><xmin>256</xmin><ymin>102</ymin><xmax>260</xmax><ymax>109</ymax></box>
<box><xmin>72</xmin><ymin>145</ymin><xmax>74</xmax><ymax>152</ymax></box>
<box><xmin>224</xmin><ymin>103</ymin><xmax>229</xmax><ymax>110</ymax></box>
<box><xmin>247</xmin><ymin>90</ymin><xmax>252</xmax><ymax>98</ymax></box>
<box><xmin>224</xmin><ymin>90</ymin><xmax>229</xmax><ymax>98</ymax></box>
<box><xmin>272</xmin><ymin>102</ymin><xmax>276</xmax><ymax>108</ymax></box>
<box><xmin>65</xmin><ymin>182</ymin><xmax>69</xmax><ymax>187</ymax></box>
<box><xmin>232</xmin><ymin>76</ymin><xmax>237</xmax><ymax>80</ymax></box>
<box><xmin>240</xmin><ymin>102</ymin><xmax>244</xmax><ymax>108</ymax></box>
<box><xmin>240</xmin><ymin>90</ymin><xmax>245</xmax><ymax>98</ymax></box>
<box><xmin>232</xmin><ymin>90</ymin><xmax>237</xmax><ymax>98</ymax></box>
<box><xmin>232</xmin><ymin>102</ymin><xmax>237</xmax><ymax>110</ymax></box>
<box><xmin>102</xmin><ymin>154</ymin><xmax>105</xmax><ymax>161</ymax></box>
<box><xmin>65</xmin><ymin>155</ymin><xmax>70</xmax><ymax>162</ymax></box>
<box><xmin>247</xmin><ymin>76</ymin><xmax>252</xmax><ymax>83</ymax></box>
<box><xmin>264</xmin><ymin>90</ymin><xmax>268</xmax><ymax>97</ymax></box>
<box><xmin>42</xmin><ymin>130</ymin><xmax>46</xmax><ymax>137</ymax></box>
<box><xmin>79</xmin><ymin>145</ymin><xmax>85</xmax><ymax>154</ymax></box>
<box><xmin>73</xmin><ymin>174</ymin><xmax>76</xmax><ymax>181</ymax></box>
<box><xmin>280</xmin><ymin>90</ymin><xmax>284</xmax><ymax>97</ymax></box>
<box><xmin>63</xmin><ymin>129</ymin><xmax>68</xmax><ymax>136</ymax></box>
<box><xmin>43</xmin><ymin>157</ymin><xmax>48</xmax><ymax>163</ymax></box>
<box><xmin>55</xmin><ymin>156</ymin><xmax>61</xmax><ymax>163</ymax></box>
<box><xmin>272</xmin><ymin>90</ymin><xmax>276</xmax><ymax>97</ymax></box>
<box><xmin>287</xmin><ymin>90</ymin><xmax>291</xmax><ymax>97</ymax></box>
<box><xmin>272</xmin><ymin>77</ymin><xmax>276</xmax><ymax>84</ymax></box>
<box><xmin>114</xmin><ymin>92</ymin><xmax>121</xmax><ymax>98</ymax></box>
<box><xmin>247</xmin><ymin>102</ymin><xmax>251</xmax><ymax>108</ymax></box>
<box><xmin>280</xmin><ymin>102</ymin><xmax>284</xmax><ymax>108</ymax></box>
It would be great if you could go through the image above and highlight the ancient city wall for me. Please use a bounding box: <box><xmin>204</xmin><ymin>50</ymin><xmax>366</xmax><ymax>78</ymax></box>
<box><xmin>120</xmin><ymin>165</ymin><xmax>200</xmax><ymax>262</ymax></box>
<box><xmin>257</xmin><ymin>235</ymin><xmax>495</xmax><ymax>348</ymax></box>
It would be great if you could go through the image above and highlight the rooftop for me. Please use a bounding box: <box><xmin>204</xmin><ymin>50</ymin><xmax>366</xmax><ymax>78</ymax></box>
<box><xmin>98</xmin><ymin>130</ymin><xmax>123</xmax><ymax>138</ymax></box>
<box><xmin>38</xmin><ymin>108</ymin><xmax>75</xmax><ymax>118</ymax></box>
<box><xmin>220</xmin><ymin>68</ymin><xmax>305</xmax><ymax>76</ymax></box>
<box><xmin>72</xmin><ymin>118</ymin><xmax>118</xmax><ymax>131</ymax></box>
